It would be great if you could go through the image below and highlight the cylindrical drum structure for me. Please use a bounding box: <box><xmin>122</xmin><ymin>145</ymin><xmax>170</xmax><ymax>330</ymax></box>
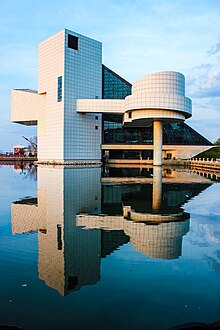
<box><xmin>123</xmin><ymin>71</ymin><xmax>192</xmax><ymax>165</ymax></box>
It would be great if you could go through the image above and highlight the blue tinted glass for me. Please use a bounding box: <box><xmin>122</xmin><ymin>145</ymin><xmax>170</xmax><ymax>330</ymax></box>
<box><xmin>103</xmin><ymin>118</ymin><xmax>212</xmax><ymax>146</ymax></box>
<box><xmin>102</xmin><ymin>65</ymin><xmax>131</xmax><ymax>99</ymax></box>
<box><xmin>57</xmin><ymin>76</ymin><xmax>62</xmax><ymax>102</ymax></box>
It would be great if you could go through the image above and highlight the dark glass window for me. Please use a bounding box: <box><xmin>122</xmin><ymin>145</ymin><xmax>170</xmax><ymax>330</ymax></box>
<box><xmin>103</xmin><ymin>115</ymin><xmax>212</xmax><ymax>146</ymax></box>
<box><xmin>163</xmin><ymin>123</ymin><xmax>212</xmax><ymax>146</ymax></box>
<box><xmin>67</xmin><ymin>276</ymin><xmax>78</xmax><ymax>290</ymax></box>
<box><xmin>101</xmin><ymin>182</ymin><xmax>210</xmax><ymax>216</ymax></box>
<box><xmin>57</xmin><ymin>225</ymin><xmax>62</xmax><ymax>250</ymax></box>
<box><xmin>57</xmin><ymin>76</ymin><xmax>62</xmax><ymax>102</ymax></box>
<box><xmin>103</xmin><ymin>114</ymin><xmax>153</xmax><ymax>145</ymax></box>
<box><xmin>68</xmin><ymin>34</ymin><xmax>78</xmax><ymax>50</ymax></box>
<box><xmin>102</xmin><ymin>65</ymin><xmax>131</xmax><ymax>99</ymax></box>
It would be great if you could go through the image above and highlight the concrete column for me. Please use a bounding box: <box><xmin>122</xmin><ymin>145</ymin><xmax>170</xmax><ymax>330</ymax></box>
<box><xmin>152</xmin><ymin>166</ymin><xmax>162</xmax><ymax>212</ymax></box>
<box><xmin>153</xmin><ymin>120</ymin><xmax>163</xmax><ymax>166</ymax></box>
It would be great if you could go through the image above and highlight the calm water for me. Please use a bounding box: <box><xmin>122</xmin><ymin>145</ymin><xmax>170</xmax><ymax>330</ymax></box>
<box><xmin>0</xmin><ymin>164</ymin><xmax>220</xmax><ymax>330</ymax></box>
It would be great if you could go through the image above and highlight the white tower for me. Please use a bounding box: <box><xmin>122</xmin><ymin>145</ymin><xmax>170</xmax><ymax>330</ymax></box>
<box><xmin>11</xmin><ymin>29</ymin><xmax>102</xmax><ymax>163</ymax></box>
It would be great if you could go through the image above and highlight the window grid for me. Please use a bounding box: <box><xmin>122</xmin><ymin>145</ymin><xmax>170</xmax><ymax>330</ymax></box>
<box><xmin>57</xmin><ymin>76</ymin><xmax>62</xmax><ymax>102</ymax></box>
<box><xmin>103</xmin><ymin>117</ymin><xmax>212</xmax><ymax>146</ymax></box>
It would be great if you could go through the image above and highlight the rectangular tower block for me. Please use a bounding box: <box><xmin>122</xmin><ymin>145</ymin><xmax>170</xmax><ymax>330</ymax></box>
<box><xmin>12</xmin><ymin>29</ymin><xmax>102</xmax><ymax>163</ymax></box>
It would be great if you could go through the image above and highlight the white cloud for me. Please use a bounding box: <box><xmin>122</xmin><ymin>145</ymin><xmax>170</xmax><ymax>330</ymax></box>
<box><xmin>186</xmin><ymin>55</ymin><xmax>220</xmax><ymax>104</ymax></box>
<box><xmin>192</xmin><ymin>71</ymin><xmax>220</xmax><ymax>98</ymax></box>
<box><xmin>207</xmin><ymin>38</ymin><xmax>220</xmax><ymax>56</ymax></box>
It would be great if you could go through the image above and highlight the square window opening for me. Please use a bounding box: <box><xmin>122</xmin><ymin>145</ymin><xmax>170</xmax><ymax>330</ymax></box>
<box><xmin>68</xmin><ymin>34</ymin><xmax>79</xmax><ymax>50</ymax></box>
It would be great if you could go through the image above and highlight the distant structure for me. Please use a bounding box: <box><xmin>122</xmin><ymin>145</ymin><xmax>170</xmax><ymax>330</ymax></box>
<box><xmin>13</xmin><ymin>145</ymin><xmax>24</xmax><ymax>156</ymax></box>
<box><xmin>11</xmin><ymin>29</ymin><xmax>212</xmax><ymax>165</ymax></box>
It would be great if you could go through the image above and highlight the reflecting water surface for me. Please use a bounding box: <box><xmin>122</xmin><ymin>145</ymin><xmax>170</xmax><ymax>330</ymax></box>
<box><xmin>0</xmin><ymin>165</ymin><xmax>220</xmax><ymax>330</ymax></box>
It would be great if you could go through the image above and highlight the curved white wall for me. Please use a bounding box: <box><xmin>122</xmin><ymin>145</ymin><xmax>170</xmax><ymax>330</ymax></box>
<box><xmin>123</xmin><ymin>109</ymin><xmax>185</xmax><ymax>123</ymax></box>
<box><xmin>124</xmin><ymin>71</ymin><xmax>192</xmax><ymax>121</ymax></box>
<box><xmin>132</xmin><ymin>71</ymin><xmax>185</xmax><ymax>95</ymax></box>
<box><xmin>77</xmin><ymin>71</ymin><xmax>192</xmax><ymax>121</ymax></box>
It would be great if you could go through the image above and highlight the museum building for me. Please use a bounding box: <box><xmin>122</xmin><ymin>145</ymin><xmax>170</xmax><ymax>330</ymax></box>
<box><xmin>11</xmin><ymin>29</ymin><xmax>212</xmax><ymax>165</ymax></box>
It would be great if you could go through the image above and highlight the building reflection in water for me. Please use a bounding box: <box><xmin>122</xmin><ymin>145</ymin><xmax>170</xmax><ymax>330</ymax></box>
<box><xmin>11</xmin><ymin>166</ymin><xmax>212</xmax><ymax>296</ymax></box>
<box><xmin>13</xmin><ymin>162</ymin><xmax>37</xmax><ymax>180</ymax></box>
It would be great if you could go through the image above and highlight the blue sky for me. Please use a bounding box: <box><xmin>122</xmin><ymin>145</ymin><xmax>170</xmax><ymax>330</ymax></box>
<box><xmin>0</xmin><ymin>0</ymin><xmax>220</xmax><ymax>151</ymax></box>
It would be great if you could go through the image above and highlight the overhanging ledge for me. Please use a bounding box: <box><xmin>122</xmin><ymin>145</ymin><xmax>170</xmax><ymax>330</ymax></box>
<box><xmin>11</xmin><ymin>89</ymin><xmax>46</xmax><ymax>125</ymax></box>
<box><xmin>77</xmin><ymin>99</ymin><xmax>124</xmax><ymax>114</ymax></box>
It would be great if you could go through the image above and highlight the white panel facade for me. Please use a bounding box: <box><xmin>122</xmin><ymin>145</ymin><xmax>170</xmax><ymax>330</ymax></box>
<box><xmin>77</xmin><ymin>99</ymin><xmax>124</xmax><ymax>114</ymax></box>
<box><xmin>125</xmin><ymin>71</ymin><xmax>192</xmax><ymax>119</ymax></box>
<box><xmin>11</xmin><ymin>89</ymin><xmax>45</xmax><ymax>125</ymax></box>
<box><xmin>38</xmin><ymin>30</ymin><xmax>65</xmax><ymax>161</ymax></box>
<box><xmin>64</xmin><ymin>30</ymin><xmax>102</xmax><ymax>160</ymax></box>
<box><xmin>37</xmin><ymin>167</ymin><xmax>102</xmax><ymax>294</ymax></box>
<box><xmin>78</xmin><ymin>214</ymin><xmax>189</xmax><ymax>259</ymax></box>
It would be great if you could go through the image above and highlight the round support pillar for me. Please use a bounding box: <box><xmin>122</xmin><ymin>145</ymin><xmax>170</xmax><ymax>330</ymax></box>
<box><xmin>153</xmin><ymin>121</ymin><xmax>163</xmax><ymax>166</ymax></box>
<box><xmin>152</xmin><ymin>166</ymin><xmax>162</xmax><ymax>212</ymax></box>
